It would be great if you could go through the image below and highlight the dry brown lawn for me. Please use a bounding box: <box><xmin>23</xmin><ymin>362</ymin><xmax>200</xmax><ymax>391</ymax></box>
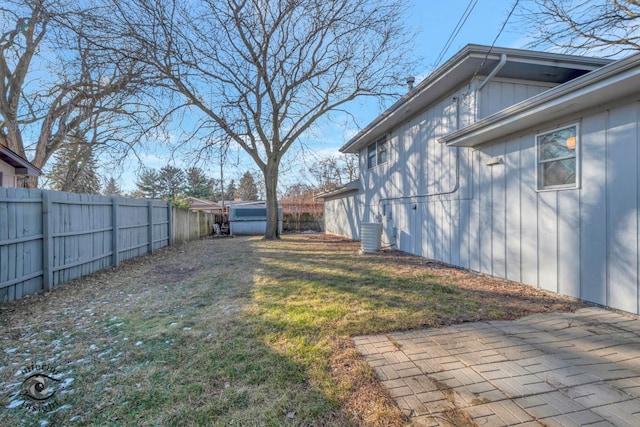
<box><xmin>0</xmin><ymin>234</ymin><xmax>583</xmax><ymax>426</ymax></box>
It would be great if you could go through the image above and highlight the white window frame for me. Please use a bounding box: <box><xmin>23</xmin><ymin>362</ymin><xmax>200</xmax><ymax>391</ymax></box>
<box><xmin>536</xmin><ymin>123</ymin><xmax>579</xmax><ymax>191</ymax></box>
<box><xmin>367</xmin><ymin>135</ymin><xmax>388</xmax><ymax>169</ymax></box>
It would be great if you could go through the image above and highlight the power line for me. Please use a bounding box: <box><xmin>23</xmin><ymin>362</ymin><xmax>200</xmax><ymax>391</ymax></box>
<box><xmin>432</xmin><ymin>0</ymin><xmax>479</xmax><ymax>70</ymax></box>
<box><xmin>469</xmin><ymin>0</ymin><xmax>520</xmax><ymax>85</ymax></box>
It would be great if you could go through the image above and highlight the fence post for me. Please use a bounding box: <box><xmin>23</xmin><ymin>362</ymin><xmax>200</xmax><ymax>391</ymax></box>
<box><xmin>42</xmin><ymin>191</ymin><xmax>53</xmax><ymax>291</ymax></box>
<box><xmin>148</xmin><ymin>200</ymin><xmax>154</xmax><ymax>254</ymax></box>
<box><xmin>168</xmin><ymin>203</ymin><xmax>173</xmax><ymax>247</ymax></box>
<box><xmin>112</xmin><ymin>197</ymin><xmax>119</xmax><ymax>267</ymax></box>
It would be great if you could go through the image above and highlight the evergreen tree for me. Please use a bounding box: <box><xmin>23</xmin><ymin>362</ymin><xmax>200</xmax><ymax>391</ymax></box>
<box><xmin>235</xmin><ymin>171</ymin><xmax>259</xmax><ymax>201</ymax></box>
<box><xmin>185</xmin><ymin>167</ymin><xmax>215</xmax><ymax>199</ymax></box>
<box><xmin>224</xmin><ymin>179</ymin><xmax>237</xmax><ymax>201</ymax></box>
<box><xmin>48</xmin><ymin>143</ymin><xmax>101</xmax><ymax>194</ymax></box>
<box><xmin>135</xmin><ymin>168</ymin><xmax>161</xmax><ymax>198</ymax></box>
<box><xmin>103</xmin><ymin>177</ymin><xmax>122</xmax><ymax>196</ymax></box>
<box><xmin>157</xmin><ymin>165</ymin><xmax>186</xmax><ymax>199</ymax></box>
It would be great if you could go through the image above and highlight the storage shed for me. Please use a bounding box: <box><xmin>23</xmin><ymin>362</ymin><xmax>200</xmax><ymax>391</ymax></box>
<box><xmin>229</xmin><ymin>201</ymin><xmax>283</xmax><ymax>235</ymax></box>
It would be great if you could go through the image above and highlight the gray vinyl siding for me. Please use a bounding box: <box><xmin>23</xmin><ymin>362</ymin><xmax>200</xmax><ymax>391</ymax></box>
<box><xmin>327</xmin><ymin>69</ymin><xmax>640</xmax><ymax>314</ymax></box>
<box><xmin>347</xmin><ymin>84</ymin><xmax>640</xmax><ymax>314</ymax></box>
<box><xmin>464</xmin><ymin>101</ymin><xmax>639</xmax><ymax>314</ymax></box>
<box><xmin>323</xmin><ymin>192</ymin><xmax>363</xmax><ymax>240</ymax></box>
<box><xmin>477</xmin><ymin>78</ymin><xmax>556</xmax><ymax>119</ymax></box>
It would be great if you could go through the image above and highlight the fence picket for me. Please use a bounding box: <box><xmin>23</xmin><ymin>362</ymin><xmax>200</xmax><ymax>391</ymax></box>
<box><xmin>0</xmin><ymin>188</ymin><xmax>214</xmax><ymax>303</ymax></box>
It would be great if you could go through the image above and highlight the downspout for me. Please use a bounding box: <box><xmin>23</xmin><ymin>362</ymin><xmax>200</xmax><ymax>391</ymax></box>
<box><xmin>476</xmin><ymin>53</ymin><xmax>507</xmax><ymax>93</ymax></box>
<box><xmin>475</xmin><ymin>53</ymin><xmax>507</xmax><ymax>120</ymax></box>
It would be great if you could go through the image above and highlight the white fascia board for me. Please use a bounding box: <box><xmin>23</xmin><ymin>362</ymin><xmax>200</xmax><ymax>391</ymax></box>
<box><xmin>442</xmin><ymin>53</ymin><xmax>640</xmax><ymax>147</ymax></box>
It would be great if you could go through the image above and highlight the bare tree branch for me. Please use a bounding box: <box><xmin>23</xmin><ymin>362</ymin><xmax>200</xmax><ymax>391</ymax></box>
<box><xmin>521</xmin><ymin>0</ymin><xmax>640</xmax><ymax>56</ymax></box>
<box><xmin>0</xmin><ymin>0</ymin><xmax>159</xmax><ymax>187</ymax></box>
<box><xmin>106</xmin><ymin>0</ymin><xmax>415</xmax><ymax>238</ymax></box>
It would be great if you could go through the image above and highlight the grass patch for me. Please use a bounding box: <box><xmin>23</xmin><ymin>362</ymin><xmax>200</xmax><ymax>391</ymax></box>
<box><xmin>0</xmin><ymin>235</ymin><xmax>582</xmax><ymax>426</ymax></box>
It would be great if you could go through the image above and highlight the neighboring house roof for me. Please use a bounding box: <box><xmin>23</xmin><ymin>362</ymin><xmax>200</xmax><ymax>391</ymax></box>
<box><xmin>340</xmin><ymin>44</ymin><xmax>612</xmax><ymax>154</ymax></box>
<box><xmin>0</xmin><ymin>144</ymin><xmax>42</xmax><ymax>176</ymax></box>
<box><xmin>185</xmin><ymin>196</ymin><xmax>222</xmax><ymax>211</ymax></box>
<box><xmin>314</xmin><ymin>180</ymin><xmax>362</xmax><ymax>200</ymax></box>
<box><xmin>441</xmin><ymin>51</ymin><xmax>640</xmax><ymax>147</ymax></box>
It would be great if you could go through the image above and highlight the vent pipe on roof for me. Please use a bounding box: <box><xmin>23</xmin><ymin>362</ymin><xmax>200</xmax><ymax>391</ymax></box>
<box><xmin>406</xmin><ymin>76</ymin><xmax>415</xmax><ymax>90</ymax></box>
<box><xmin>476</xmin><ymin>54</ymin><xmax>507</xmax><ymax>92</ymax></box>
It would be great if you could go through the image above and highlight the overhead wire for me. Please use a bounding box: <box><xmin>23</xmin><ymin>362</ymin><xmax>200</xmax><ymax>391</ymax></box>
<box><xmin>432</xmin><ymin>0</ymin><xmax>479</xmax><ymax>70</ymax></box>
<box><xmin>469</xmin><ymin>0</ymin><xmax>521</xmax><ymax>85</ymax></box>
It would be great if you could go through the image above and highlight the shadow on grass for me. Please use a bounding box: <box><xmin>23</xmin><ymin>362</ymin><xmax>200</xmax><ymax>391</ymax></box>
<box><xmin>0</xmin><ymin>234</ymin><xmax>583</xmax><ymax>427</ymax></box>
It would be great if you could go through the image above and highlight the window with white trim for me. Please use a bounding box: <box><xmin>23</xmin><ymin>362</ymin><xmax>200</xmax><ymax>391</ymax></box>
<box><xmin>367</xmin><ymin>135</ymin><xmax>387</xmax><ymax>168</ymax></box>
<box><xmin>537</xmin><ymin>124</ymin><xmax>578</xmax><ymax>190</ymax></box>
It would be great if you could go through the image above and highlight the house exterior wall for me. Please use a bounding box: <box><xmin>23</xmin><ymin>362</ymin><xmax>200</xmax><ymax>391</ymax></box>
<box><xmin>477</xmin><ymin>78</ymin><xmax>556</xmax><ymax>119</ymax></box>
<box><xmin>364</xmin><ymin>96</ymin><xmax>640</xmax><ymax>315</ymax></box>
<box><xmin>332</xmin><ymin>70</ymin><xmax>640</xmax><ymax>314</ymax></box>
<box><xmin>455</xmin><ymin>99</ymin><xmax>640</xmax><ymax>315</ymax></box>
<box><xmin>0</xmin><ymin>161</ymin><xmax>16</xmax><ymax>187</ymax></box>
<box><xmin>324</xmin><ymin>191</ymin><xmax>364</xmax><ymax>239</ymax></box>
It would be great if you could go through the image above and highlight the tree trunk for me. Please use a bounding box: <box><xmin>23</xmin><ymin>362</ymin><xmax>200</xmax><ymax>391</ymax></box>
<box><xmin>263</xmin><ymin>161</ymin><xmax>280</xmax><ymax>240</ymax></box>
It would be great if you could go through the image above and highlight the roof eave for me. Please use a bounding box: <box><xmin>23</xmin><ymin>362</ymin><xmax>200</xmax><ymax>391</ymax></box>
<box><xmin>441</xmin><ymin>52</ymin><xmax>640</xmax><ymax>147</ymax></box>
<box><xmin>340</xmin><ymin>44</ymin><xmax>611</xmax><ymax>154</ymax></box>
<box><xmin>0</xmin><ymin>146</ymin><xmax>42</xmax><ymax>176</ymax></box>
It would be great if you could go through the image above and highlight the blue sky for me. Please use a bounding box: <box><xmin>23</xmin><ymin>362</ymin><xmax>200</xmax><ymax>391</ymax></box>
<box><xmin>111</xmin><ymin>0</ymin><xmax>528</xmax><ymax>194</ymax></box>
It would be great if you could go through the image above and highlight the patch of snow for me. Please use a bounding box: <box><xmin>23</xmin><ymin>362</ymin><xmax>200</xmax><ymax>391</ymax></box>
<box><xmin>169</xmin><ymin>323</ymin><xmax>179</xmax><ymax>327</ymax></box>
<box><xmin>49</xmin><ymin>404</ymin><xmax>71</xmax><ymax>413</ymax></box>
<box><xmin>69</xmin><ymin>415</ymin><xmax>82</xmax><ymax>422</ymax></box>
<box><xmin>60</xmin><ymin>377</ymin><xmax>75</xmax><ymax>389</ymax></box>
<box><xmin>135</xmin><ymin>341</ymin><xmax>143</xmax><ymax>346</ymax></box>
<box><xmin>89</xmin><ymin>344</ymin><xmax>98</xmax><ymax>351</ymax></box>
<box><xmin>6</xmin><ymin>399</ymin><xmax>24</xmax><ymax>409</ymax></box>
<box><xmin>39</xmin><ymin>419</ymin><xmax>50</xmax><ymax>426</ymax></box>
<box><xmin>4</xmin><ymin>347</ymin><xmax>19</xmax><ymax>354</ymax></box>
<box><xmin>183</xmin><ymin>327</ymin><xmax>192</xmax><ymax>331</ymax></box>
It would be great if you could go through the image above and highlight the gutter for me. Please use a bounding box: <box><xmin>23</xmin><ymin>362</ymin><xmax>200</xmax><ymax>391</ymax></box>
<box><xmin>441</xmin><ymin>51</ymin><xmax>640</xmax><ymax>147</ymax></box>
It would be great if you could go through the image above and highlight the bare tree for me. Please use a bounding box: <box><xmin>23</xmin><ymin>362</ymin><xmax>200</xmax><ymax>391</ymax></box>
<box><xmin>0</xmin><ymin>0</ymin><xmax>156</xmax><ymax>187</ymax></box>
<box><xmin>107</xmin><ymin>0</ymin><xmax>415</xmax><ymax>239</ymax></box>
<box><xmin>522</xmin><ymin>0</ymin><xmax>640</xmax><ymax>56</ymax></box>
<box><xmin>309</xmin><ymin>154</ymin><xmax>359</xmax><ymax>192</ymax></box>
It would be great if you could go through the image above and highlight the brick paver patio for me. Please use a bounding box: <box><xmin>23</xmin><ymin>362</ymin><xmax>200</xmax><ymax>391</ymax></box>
<box><xmin>353</xmin><ymin>308</ymin><xmax>640</xmax><ymax>426</ymax></box>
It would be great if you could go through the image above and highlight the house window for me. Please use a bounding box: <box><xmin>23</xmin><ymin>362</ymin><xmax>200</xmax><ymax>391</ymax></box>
<box><xmin>367</xmin><ymin>135</ymin><xmax>388</xmax><ymax>168</ymax></box>
<box><xmin>537</xmin><ymin>124</ymin><xmax>578</xmax><ymax>190</ymax></box>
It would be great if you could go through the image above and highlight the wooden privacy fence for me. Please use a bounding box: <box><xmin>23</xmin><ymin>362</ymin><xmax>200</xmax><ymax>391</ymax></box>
<box><xmin>0</xmin><ymin>188</ymin><xmax>214</xmax><ymax>303</ymax></box>
<box><xmin>172</xmin><ymin>208</ymin><xmax>220</xmax><ymax>244</ymax></box>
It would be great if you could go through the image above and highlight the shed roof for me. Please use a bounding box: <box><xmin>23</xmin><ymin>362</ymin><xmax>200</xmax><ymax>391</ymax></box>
<box><xmin>340</xmin><ymin>44</ymin><xmax>611</xmax><ymax>154</ymax></box>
